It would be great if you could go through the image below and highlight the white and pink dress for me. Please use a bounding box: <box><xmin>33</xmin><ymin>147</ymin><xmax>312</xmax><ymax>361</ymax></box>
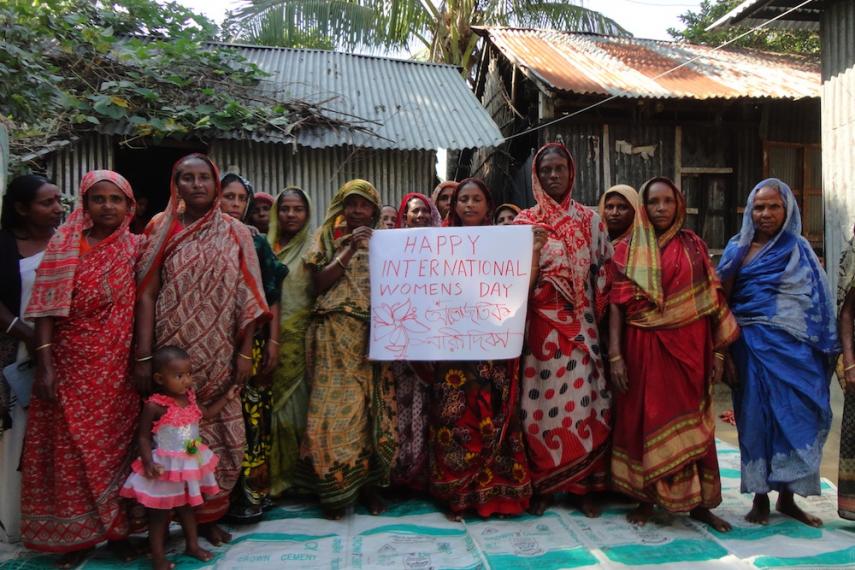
<box><xmin>121</xmin><ymin>391</ymin><xmax>219</xmax><ymax>509</ymax></box>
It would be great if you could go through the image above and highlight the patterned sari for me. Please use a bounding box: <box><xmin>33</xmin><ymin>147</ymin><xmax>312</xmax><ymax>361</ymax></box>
<box><xmin>514</xmin><ymin>143</ymin><xmax>612</xmax><ymax>495</ymax></box>
<box><xmin>138</xmin><ymin>155</ymin><xmax>269</xmax><ymax>524</ymax></box>
<box><xmin>718</xmin><ymin>179</ymin><xmax>837</xmax><ymax>499</ymax></box>
<box><xmin>431</xmin><ymin>179</ymin><xmax>532</xmax><ymax>517</ymax></box>
<box><xmin>267</xmin><ymin>188</ymin><xmax>314</xmax><ymax>497</ymax></box>
<box><xmin>838</xmin><ymin>233</ymin><xmax>855</xmax><ymax>519</ymax></box>
<box><xmin>610</xmin><ymin>177</ymin><xmax>738</xmax><ymax>512</ymax></box>
<box><xmin>299</xmin><ymin>180</ymin><xmax>397</xmax><ymax>510</ymax></box>
<box><xmin>21</xmin><ymin>171</ymin><xmax>141</xmax><ymax>552</ymax></box>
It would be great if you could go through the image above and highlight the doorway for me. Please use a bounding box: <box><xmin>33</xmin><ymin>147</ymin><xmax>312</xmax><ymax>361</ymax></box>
<box><xmin>681</xmin><ymin>171</ymin><xmax>734</xmax><ymax>260</ymax></box>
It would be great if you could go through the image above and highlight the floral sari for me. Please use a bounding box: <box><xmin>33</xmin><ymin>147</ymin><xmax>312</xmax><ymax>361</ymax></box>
<box><xmin>138</xmin><ymin>155</ymin><xmax>269</xmax><ymax>524</ymax></box>
<box><xmin>610</xmin><ymin>177</ymin><xmax>738</xmax><ymax>512</ymax></box>
<box><xmin>22</xmin><ymin>171</ymin><xmax>140</xmax><ymax>552</ymax></box>
<box><xmin>514</xmin><ymin>143</ymin><xmax>613</xmax><ymax>495</ymax></box>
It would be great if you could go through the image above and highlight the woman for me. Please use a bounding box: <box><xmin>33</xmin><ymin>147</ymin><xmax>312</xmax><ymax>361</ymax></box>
<box><xmin>0</xmin><ymin>175</ymin><xmax>62</xmax><ymax>543</ymax></box>
<box><xmin>719</xmin><ymin>179</ymin><xmax>836</xmax><ymax>527</ymax></box>
<box><xmin>386</xmin><ymin>192</ymin><xmax>441</xmax><ymax>491</ymax></box>
<box><xmin>609</xmin><ymin>177</ymin><xmax>737</xmax><ymax>532</ymax></box>
<box><xmin>432</xmin><ymin>181</ymin><xmax>457</xmax><ymax>222</ymax></box>
<box><xmin>598</xmin><ymin>184</ymin><xmax>639</xmax><ymax>242</ymax></box>
<box><xmin>493</xmin><ymin>203</ymin><xmax>521</xmax><ymax>226</ymax></box>
<box><xmin>380</xmin><ymin>204</ymin><xmax>398</xmax><ymax>229</ymax></box>
<box><xmin>267</xmin><ymin>187</ymin><xmax>314</xmax><ymax>497</ymax></box>
<box><xmin>300</xmin><ymin>179</ymin><xmax>396</xmax><ymax>519</ymax></box>
<box><xmin>135</xmin><ymin>154</ymin><xmax>269</xmax><ymax>545</ymax></box>
<box><xmin>514</xmin><ymin>144</ymin><xmax>612</xmax><ymax>517</ymax></box>
<box><xmin>22</xmin><ymin>171</ymin><xmax>141</xmax><ymax>565</ymax></box>
<box><xmin>839</xmin><ymin>224</ymin><xmax>855</xmax><ymax>521</ymax></box>
<box><xmin>220</xmin><ymin>173</ymin><xmax>288</xmax><ymax>523</ymax></box>
<box><xmin>246</xmin><ymin>191</ymin><xmax>274</xmax><ymax>235</ymax></box>
<box><xmin>431</xmin><ymin>178</ymin><xmax>536</xmax><ymax>519</ymax></box>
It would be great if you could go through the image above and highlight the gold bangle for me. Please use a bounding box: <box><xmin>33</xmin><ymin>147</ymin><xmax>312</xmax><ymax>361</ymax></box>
<box><xmin>608</xmin><ymin>354</ymin><xmax>622</xmax><ymax>363</ymax></box>
<box><xmin>238</xmin><ymin>352</ymin><xmax>253</xmax><ymax>361</ymax></box>
<box><xmin>714</xmin><ymin>352</ymin><xmax>726</xmax><ymax>361</ymax></box>
<box><xmin>34</xmin><ymin>343</ymin><xmax>52</xmax><ymax>352</ymax></box>
<box><xmin>269</xmin><ymin>339</ymin><xmax>280</xmax><ymax>345</ymax></box>
<box><xmin>845</xmin><ymin>363</ymin><xmax>855</xmax><ymax>372</ymax></box>
<box><xmin>135</xmin><ymin>355</ymin><xmax>153</xmax><ymax>362</ymax></box>
<box><xmin>334</xmin><ymin>256</ymin><xmax>347</xmax><ymax>270</ymax></box>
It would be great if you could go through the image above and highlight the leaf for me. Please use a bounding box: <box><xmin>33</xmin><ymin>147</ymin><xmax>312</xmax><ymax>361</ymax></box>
<box><xmin>110</xmin><ymin>96</ymin><xmax>130</xmax><ymax>108</ymax></box>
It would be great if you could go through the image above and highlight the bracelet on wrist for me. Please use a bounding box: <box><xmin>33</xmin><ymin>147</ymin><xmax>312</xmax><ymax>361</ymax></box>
<box><xmin>5</xmin><ymin>317</ymin><xmax>19</xmax><ymax>334</ymax></box>
<box><xmin>135</xmin><ymin>355</ymin><xmax>153</xmax><ymax>363</ymax></box>
<box><xmin>714</xmin><ymin>352</ymin><xmax>726</xmax><ymax>361</ymax></box>
<box><xmin>238</xmin><ymin>352</ymin><xmax>253</xmax><ymax>361</ymax></box>
<box><xmin>35</xmin><ymin>343</ymin><xmax>52</xmax><ymax>352</ymax></box>
<box><xmin>335</xmin><ymin>256</ymin><xmax>347</xmax><ymax>270</ymax></box>
<box><xmin>608</xmin><ymin>354</ymin><xmax>623</xmax><ymax>363</ymax></box>
<box><xmin>845</xmin><ymin>363</ymin><xmax>855</xmax><ymax>372</ymax></box>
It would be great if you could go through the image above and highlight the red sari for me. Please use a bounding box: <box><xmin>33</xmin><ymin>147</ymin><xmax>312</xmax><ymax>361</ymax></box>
<box><xmin>610</xmin><ymin>177</ymin><xmax>737</xmax><ymax>512</ymax></box>
<box><xmin>22</xmin><ymin>171</ymin><xmax>141</xmax><ymax>552</ymax></box>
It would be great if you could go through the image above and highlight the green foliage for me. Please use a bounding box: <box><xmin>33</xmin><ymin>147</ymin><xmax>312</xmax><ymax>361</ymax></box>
<box><xmin>667</xmin><ymin>0</ymin><xmax>819</xmax><ymax>54</ymax></box>
<box><xmin>0</xmin><ymin>0</ymin><xmax>366</xmax><ymax>166</ymax></box>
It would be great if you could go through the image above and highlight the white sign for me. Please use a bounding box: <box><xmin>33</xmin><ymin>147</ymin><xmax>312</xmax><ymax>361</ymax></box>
<box><xmin>368</xmin><ymin>225</ymin><xmax>533</xmax><ymax>361</ymax></box>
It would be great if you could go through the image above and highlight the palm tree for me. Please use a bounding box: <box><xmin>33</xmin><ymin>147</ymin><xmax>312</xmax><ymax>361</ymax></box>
<box><xmin>225</xmin><ymin>0</ymin><xmax>629</xmax><ymax>76</ymax></box>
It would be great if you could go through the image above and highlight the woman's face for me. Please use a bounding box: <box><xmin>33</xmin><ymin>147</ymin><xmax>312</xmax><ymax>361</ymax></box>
<box><xmin>455</xmin><ymin>183</ymin><xmax>489</xmax><ymax>227</ymax></box>
<box><xmin>752</xmin><ymin>186</ymin><xmax>786</xmax><ymax>241</ymax></box>
<box><xmin>380</xmin><ymin>206</ymin><xmax>397</xmax><ymax>229</ymax></box>
<box><xmin>645</xmin><ymin>182</ymin><xmax>678</xmax><ymax>234</ymax></box>
<box><xmin>220</xmin><ymin>181</ymin><xmax>249</xmax><ymax>220</ymax></box>
<box><xmin>495</xmin><ymin>207</ymin><xmax>517</xmax><ymax>226</ymax></box>
<box><xmin>405</xmin><ymin>198</ymin><xmax>431</xmax><ymax>228</ymax></box>
<box><xmin>537</xmin><ymin>152</ymin><xmax>571</xmax><ymax>202</ymax></box>
<box><xmin>277</xmin><ymin>193</ymin><xmax>309</xmax><ymax>238</ymax></box>
<box><xmin>176</xmin><ymin>158</ymin><xmax>217</xmax><ymax>213</ymax></box>
<box><xmin>248</xmin><ymin>201</ymin><xmax>271</xmax><ymax>233</ymax></box>
<box><xmin>16</xmin><ymin>183</ymin><xmax>63</xmax><ymax>230</ymax></box>
<box><xmin>603</xmin><ymin>194</ymin><xmax>634</xmax><ymax>238</ymax></box>
<box><xmin>85</xmin><ymin>181</ymin><xmax>129</xmax><ymax>233</ymax></box>
<box><xmin>344</xmin><ymin>194</ymin><xmax>376</xmax><ymax>231</ymax></box>
<box><xmin>435</xmin><ymin>187</ymin><xmax>453</xmax><ymax>220</ymax></box>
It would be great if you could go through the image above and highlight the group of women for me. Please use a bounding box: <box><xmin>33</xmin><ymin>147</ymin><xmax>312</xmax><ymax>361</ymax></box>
<box><xmin>0</xmin><ymin>141</ymin><xmax>848</xmax><ymax>567</ymax></box>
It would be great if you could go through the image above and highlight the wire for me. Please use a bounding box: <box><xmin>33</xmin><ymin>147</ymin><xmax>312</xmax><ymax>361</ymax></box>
<box><xmin>498</xmin><ymin>0</ymin><xmax>816</xmax><ymax>144</ymax></box>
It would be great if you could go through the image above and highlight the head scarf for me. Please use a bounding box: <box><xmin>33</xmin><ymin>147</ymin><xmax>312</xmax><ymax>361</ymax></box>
<box><xmin>431</xmin><ymin>180</ymin><xmax>457</xmax><ymax>220</ymax></box>
<box><xmin>267</xmin><ymin>186</ymin><xmax>314</xmax><ymax>267</ymax></box>
<box><xmin>221</xmin><ymin>172</ymin><xmax>255</xmax><ymax>220</ymax></box>
<box><xmin>598</xmin><ymin>184</ymin><xmax>640</xmax><ymax>241</ymax></box>
<box><xmin>26</xmin><ymin>170</ymin><xmax>135</xmax><ymax>318</ymax></box>
<box><xmin>254</xmin><ymin>192</ymin><xmax>274</xmax><ymax>206</ymax></box>
<box><xmin>395</xmin><ymin>192</ymin><xmax>441</xmax><ymax>228</ymax></box>
<box><xmin>718</xmin><ymin>178</ymin><xmax>838</xmax><ymax>354</ymax></box>
<box><xmin>445</xmin><ymin>178</ymin><xmax>494</xmax><ymax>227</ymax></box>
<box><xmin>137</xmin><ymin>153</ymin><xmax>221</xmax><ymax>289</ymax></box>
<box><xmin>307</xmin><ymin>179</ymin><xmax>380</xmax><ymax>266</ymax></box>
<box><xmin>493</xmin><ymin>203</ymin><xmax>521</xmax><ymax>225</ymax></box>
<box><xmin>619</xmin><ymin>177</ymin><xmax>686</xmax><ymax>307</ymax></box>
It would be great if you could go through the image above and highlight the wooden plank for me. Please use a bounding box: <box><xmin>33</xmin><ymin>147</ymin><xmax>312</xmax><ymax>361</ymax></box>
<box><xmin>680</xmin><ymin>166</ymin><xmax>734</xmax><ymax>174</ymax></box>
<box><xmin>602</xmin><ymin>124</ymin><xmax>612</xmax><ymax>190</ymax></box>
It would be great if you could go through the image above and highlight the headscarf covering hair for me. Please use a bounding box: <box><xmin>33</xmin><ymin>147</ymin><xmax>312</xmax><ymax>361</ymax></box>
<box><xmin>221</xmin><ymin>172</ymin><xmax>255</xmax><ymax>220</ymax></box>
<box><xmin>254</xmin><ymin>192</ymin><xmax>274</xmax><ymax>206</ymax></box>
<box><xmin>1</xmin><ymin>175</ymin><xmax>53</xmax><ymax>231</ymax></box>
<box><xmin>26</xmin><ymin>170</ymin><xmax>135</xmax><ymax>319</ymax></box>
<box><xmin>598</xmin><ymin>184</ymin><xmax>640</xmax><ymax>240</ymax></box>
<box><xmin>267</xmin><ymin>186</ymin><xmax>313</xmax><ymax>267</ymax></box>
<box><xmin>534</xmin><ymin>144</ymin><xmax>576</xmax><ymax>205</ymax></box>
<box><xmin>137</xmin><ymin>153</ymin><xmax>221</xmax><ymax>290</ymax></box>
<box><xmin>431</xmin><ymin>181</ymin><xmax>457</xmax><ymax>204</ymax></box>
<box><xmin>395</xmin><ymin>192</ymin><xmax>441</xmax><ymax>228</ymax></box>
<box><xmin>307</xmin><ymin>179</ymin><xmax>380</xmax><ymax>266</ymax></box>
<box><xmin>445</xmin><ymin>178</ymin><xmax>494</xmax><ymax>227</ymax></box>
<box><xmin>718</xmin><ymin>178</ymin><xmax>838</xmax><ymax>354</ymax></box>
<box><xmin>621</xmin><ymin>177</ymin><xmax>686</xmax><ymax>308</ymax></box>
<box><xmin>493</xmin><ymin>203</ymin><xmax>521</xmax><ymax>225</ymax></box>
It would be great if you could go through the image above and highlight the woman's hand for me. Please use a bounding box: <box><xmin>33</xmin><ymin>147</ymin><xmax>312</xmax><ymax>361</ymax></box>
<box><xmin>33</xmin><ymin>358</ymin><xmax>57</xmax><ymax>401</ymax></box>
<box><xmin>532</xmin><ymin>226</ymin><xmax>549</xmax><ymax>254</ymax></box>
<box><xmin>722</xmin><ymin>353</ymin><xmax>739</xmax><ymax>388</ymax></box>
<box><xmin>609</xmin><ymin>355</ymin><xmax>629</xmax><ymax>394</ymax></box>
<box><xmin>262</xmin><ymin>340</ymin><xmax>279</xmax><ymax>375</ymax></box>
<box><xmin>133</xmin><ymin>360</ymin><xmax>153</xmax><ymax>395</ymax></box>
<box><xmin>710</xmin><ymin>356</ymin><xmax>725</xmax><ymax>385</ymax></box>
<box><xmin>235</xmin><ymin>352</ymin><xmax>253</xmax><ymax>386</ymax></box>
<box><xmin>142</xmin><ymin>460</ymin><xmax>164</xmax><ymax>479</ymax></box>
<box><xmin>845</xmin><ymin>366</ymin><xmax>855</xmax><ymax>393</ymax></box>
<box><xmin>350</xmin><ymin>226</ymin><xmax>373</xmax><ymax>249</ymax></box>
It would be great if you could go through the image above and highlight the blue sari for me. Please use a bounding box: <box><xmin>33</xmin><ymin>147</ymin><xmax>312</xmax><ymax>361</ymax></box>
<box><xmin>718</xmin><ymin>178</ymin><xmax>838</xmax><ymax>497</ymax></box>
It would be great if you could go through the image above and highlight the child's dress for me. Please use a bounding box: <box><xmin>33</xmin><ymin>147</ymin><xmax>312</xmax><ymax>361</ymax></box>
<box><xmin>121</xmin><ymin>391</ymin><xmax>219</xmax><ymax>509</ymax></box>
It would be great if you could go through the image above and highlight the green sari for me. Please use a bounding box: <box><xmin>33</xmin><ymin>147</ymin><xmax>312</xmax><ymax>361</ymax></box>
<box><xmin>267</xmin><ymin>188</ymin><xmax>315</xmax><ymax>496</ymax></box>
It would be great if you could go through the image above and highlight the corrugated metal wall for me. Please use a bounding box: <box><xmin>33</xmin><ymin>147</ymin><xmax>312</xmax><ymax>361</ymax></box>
<box><xmin>822</xmin><ymin>0</ymin><xmax>855</xmax><ymax>292</ymax></box>
<box><xmin>210</xmin><ymin>140</ymin><xmax>437</xmax><ymax>227</ymax></box>
<box><xmin>45</xmin><ymin>136</ymin><xmax>114</xmax><ymax>197</ymax></box>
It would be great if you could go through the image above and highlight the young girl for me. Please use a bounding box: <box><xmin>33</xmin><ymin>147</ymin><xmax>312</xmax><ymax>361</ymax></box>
<box><xmin>122</xmin><ymin>346</ymin><xmax>240</xmax><ymax>570</ymax></box>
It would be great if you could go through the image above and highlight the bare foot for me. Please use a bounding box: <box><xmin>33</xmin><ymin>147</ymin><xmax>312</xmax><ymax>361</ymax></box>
<box><xmin>576</xmin><ymin>494</ymin><xmax>602</xmax><ymax>518</ymax></box>
<box><xmin>151</xmin><ymin>554</ymin><xmax>176</xmax><ymax>570</ymax></box>
<box><xmin>199</xmin><ymin>523</ymin><xmax>233</xmax><ymax>546</ymax></box>
<box><xmin>360</xmin><ymin>487</ymin><xmax>386</xmax><ymax>516</ymax></box>
<box><xmin>324</xmin><ymin>508</ymin><xmax>346</xmax><ymax>521</ymax></box>
<box><xmin>626</xmin><ymin>502</ymin><xmax>654</xmax><ymax>526</ymax></box>
<box><xmin>185</xmin><ymin>545</ymin><xmax>214</xmax><ymax>562</ymax></box>
<box><xmin>445</xmin><ymin>510</ymin><xmax>464</xmax><ymax>522</ymax></box>
<box><xmin>55</xmin><ymin>549</ymin><xmax>93</xmax><ymax>569</ymax></box>
<box><xmin>776</xmin><ymin>492</ymin><xmax>823</xmax><ymax>527</ymax></box>
<box><xmin>690</xmin><ymin>507</ymin><xmax>732</xmax><ymax>532</ymax></box>
<box><xmin>745</xmin><ymin>493</ymin><xmax>770</xmax><ymax>525</ymax></box>
<box><xmin>528</xmin><ymin>494</ymin><xmax>553</xmax><ymax>516</ymax></box>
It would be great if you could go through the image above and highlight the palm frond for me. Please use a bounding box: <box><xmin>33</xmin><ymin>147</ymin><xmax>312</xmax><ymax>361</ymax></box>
<box><xmin>503</xmin><ymin>1</ymin><xmax>631</xmax><ymax>36</ymax></box>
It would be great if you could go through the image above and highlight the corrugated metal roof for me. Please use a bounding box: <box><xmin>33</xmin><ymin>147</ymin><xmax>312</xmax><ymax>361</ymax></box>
<box><xmin>226</xmin><ymin>44</ymin><xmax>501</xmax><ymax>151</ymax></box>
<box><xmin>476</xmin><ymin>27</ymin><xmax>820</xmax><ymax>100</ymax></box>
<box><xmin>707</xmin><ymin>0</ymin><xmax>821</xmax><ymax>32</ymax></box>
